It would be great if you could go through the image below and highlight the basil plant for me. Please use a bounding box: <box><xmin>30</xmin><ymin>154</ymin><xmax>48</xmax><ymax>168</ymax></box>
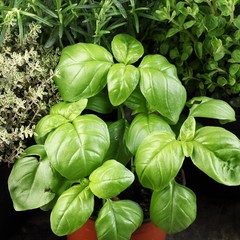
<box><xmin>8</xmin><ymin>34</ymin><xmax>240</xmax><ymax>238</ymax></box>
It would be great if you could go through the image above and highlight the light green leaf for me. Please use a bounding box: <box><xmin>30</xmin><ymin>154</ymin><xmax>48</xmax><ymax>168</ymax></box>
<box><xmin>107</xmin><ymin>63</ymin><xmax>140</xmax><ymax>106</ymax></box>
<box><xmin>45</xmin><ymin>115</ymin><xmax>110</xmax><ymax>180</ymax></box>
<box><xmin>150</xmin><ymin>181</ymin><xmax>196</xmax><ymax>233</ymax></box>
<box><xmin>54</xmin><ymin>43</ymin><xmax>113</xmax><ymax>102</ymax></box>
<box><xmin>188</xmin><ymin>96</ymin><xmax>236</xmax><ymax>123</ymax></box>
<box><xmin>50</xmin><ymin>99</ymin><xmax>88</xmax><ymax>121</ymax></box>
<box><xmin>89</xmin><ymin>160</ymin><xmax>134</xmax><ymax>199</ymax></box>
<box><xmin>179</xmin><ymin>116</ymin><xmax>196</xmax><ymax>142</ymax></box>
<box><xmin>191</xmin><ymin>126</ymin><xmax>240</xmax><ymax>185</ymax></box>
<box><xmin>126</xmin><ymin>113</ymin><xmax>174</xmax><ymax>155</ymax></box>
<box><xmin>139</xmin><ymin>55</ymin><xmax>187</xmax><ymax>124</ymax></box>
<box><xmin>111</xmin><ymin>33</ymin><xmax>144</xmax><ymax>64</ymax></box>
<box><xmin>96</xmin><ymin>199</ymin><xmax>143</xmax><ymax>240</ymax></box>
<box><xmin>50</xmin><ymin>181</ymin><xmax>94</xmax><ymax>236</ymax></box>
<box><xmin>8</xmin><ymin>145</ymin><xmax>57</xmax><ymax>211</ymax></box>
<box><xmin>135</xmin><ymin>131</ymin><xmax>184</xmax><ymax>190</ymax></box>
<box><xmin>34</xmin><ymin>114</ymin><xmax>69</xmax><ymax>144</ymax></box>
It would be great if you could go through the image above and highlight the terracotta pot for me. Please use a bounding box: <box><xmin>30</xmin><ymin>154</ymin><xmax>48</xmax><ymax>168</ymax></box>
<box><xmin>67</xmin><ymin>219</ymin><xmax>166</xmax><ymax>240</ymax></box>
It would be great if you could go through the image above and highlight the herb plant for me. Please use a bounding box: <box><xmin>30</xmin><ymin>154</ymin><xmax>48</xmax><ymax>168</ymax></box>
<box><xmin>8</xmin><ymin>34</ymin><xmax>240</xmax><ymax>239</ymax></box>
<box><xmin>0</xmin><ymin>23</ymin><xmax>60</xmax><ymax>163</ymax></box>
<box><xmin>151</xmin><ymin>0</ymin><xmax>240</xmax><ymax>110</ymax></box>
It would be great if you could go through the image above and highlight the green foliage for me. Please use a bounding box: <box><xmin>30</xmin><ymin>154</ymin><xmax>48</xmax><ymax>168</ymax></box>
<box><xmin>151</xmin><ymin>0</ymin><xmax>240</xmax><ymax>109</ymax></box>
<box><xmin>8</xmin><ymin>34</ymin><xmax>240</xmax><ymax>238</ymax></box>
<box><xmin>0</xmin><ymin>0</ymin><xmax>157</xmax><ymax>48</ymax></box>
<box><xmin>0</xmin><ymin>23</ymin><xmax>60</xmax><ymax>163</ymax></box>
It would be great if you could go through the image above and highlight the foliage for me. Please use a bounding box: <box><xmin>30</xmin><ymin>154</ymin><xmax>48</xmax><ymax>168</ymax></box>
<box><xmin>8</xmin><ymin>34</ymin><xmax>240</xmax><ymax>239</ymax></box>
<box><xmin>150</xmin><ymin>0</ymin><xmax>240</xmax><ymax>109</ymax></box>
<box><xmin>0</xmin><ymin>0</ymin><xmax>158</xmax><ymax>48</ymax></box>
<box><xmin>0</xmin><ymin>22</ymin><xmax>60</xmax><ymax>163</ymax></box>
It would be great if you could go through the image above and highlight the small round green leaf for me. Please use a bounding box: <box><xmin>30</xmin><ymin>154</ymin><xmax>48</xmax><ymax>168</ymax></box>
<box><xmin>107</xmin><ymin>63</ymin><xmax>140</xmax><ymax>106</ymax></box>
<box><xmin>111</xmin><ymin>34</ymin><xmax>144</xmax><ymax>64</ymax></box>
<box><xmin>89</xmin><ymin>160</ymin><xmax>134</xmax><ymax>199</ymax></box>
<box><xmin>150</xmin><ymin>181</ymin><xmax>196</xmax><ymax>233</ymax></box>
<box><xmin>96</xmin><ymin>199</ymin><xmax>143</xmax><ymax>240</ymax></box>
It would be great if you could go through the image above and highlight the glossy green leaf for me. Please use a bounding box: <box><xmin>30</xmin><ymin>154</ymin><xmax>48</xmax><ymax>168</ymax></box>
<box><xmin>8</xmin><ymin>145</ymin><xmax>58</xmax><ymax>211</ymax></box>
<box><xmin>34</xmin><ymin>114</ymin><xmax>69</xmax><ymax>144</ymax></box>
<box><xmin>107</xmin><ymin>63</ymin><xmax>140</xmax><ymax>106</ymax></box>
<box><xmin>111</xmin><ymin>33</ymin><xmax>144</xmax><ymax>64</ymax></box>
<box><xmin>54</xmin><ymin>43</ymin><xmax>113</xmax><ymax>102</ymax></box>
<box><xmin>50</xmin><ymin>99</ymin><xmax>88</xmax><ymax>121</ymax></box>
<box><xmin>191</xmin><ymin>126</ymin><xmax>240</xmax><ymax>185</ymax></box>
<box><xmin>126</xmin><ymin>113</ymin><xmax>174</xmax><ymax>155</ymax></box>
<box><xmin>188</xmin><ymin>96</ymin><xmax>236</xmax><ymax>123</ymax></box>
<box><xmin>45</xmin><ymin>114</ymin><xmax>110</xmax><ymax>180</ymax></box>
<box><xmin>135</xmin><ymin>131</ymin><xmax>184</xmax><ymax>190</ymax></box>
<box><xmin>89</xmin><ymin>160</ymin><xmax>134</xmax><ymax>199</ymax></box>
<box><xmin>105</xmin><ymin>119</ymin><xmax>132</xmax><ymax>165</ymax></box>
<box><xmin>179</xmin><ymin>116</ymin><xmax>196</xmax><ymax>142</ymax></box>
<box><xmin>150</xmin><ymin>181</ymin><xmax>196</xmax><ymax>233</ymax></box>
<box><xmin>95</xmin><ymin>199</ymin><xmax>143</xmax><ymax>240</ymax></box>
<box><xmin>50</xmin><ymin>180</ymin><xmax>94</xmax><ymax>236</ymax></box>
<box><xmin>86</xmin><ymin>91</ymin><xmax>113</xmax><ymax>114</ymax></box>
<box><xmin>124</xmin><ymin>86</ymin><xmax>148</xmax><ymax>114</ymax></box>
<box><xmin>139</xmin><ymin>55</ymin><xmax>187</xmax><ymax>124</ymax></box>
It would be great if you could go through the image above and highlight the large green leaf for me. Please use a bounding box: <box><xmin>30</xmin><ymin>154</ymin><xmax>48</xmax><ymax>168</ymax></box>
<box><xmin>111</xmin><ymin>34</ymin><xmax>144</xmax><ymax>64</ymax></box>
<box><xmin>139</xmin><ymin>55</ymin><xmax>187</xmax><ymax>124</ymax></box>
<box><xmin>95</xmin><ymin>199</ymin><xmax>143</xmax><ymax>240</ymax></box>
<box><xmin>191</xmin><ymin>126</ymin><xmax>240</xmax><ymax>185</ymax></box>
<box><xmin>50</xmin><ymin>180</ymin><xmax>94</xmax><ymax>236</ymax></box>
<box><xmin>54</xmin><ymin>43</ymin><xmax>113</xmax><ymax>102</ymax></box>
<box><xmin>107</xmin><ymin>63</ymin><xmax>140</xmax><ymax>106</ymax></box>
<box><xmin>126</xmin><ymin>113</ymin><xmax>174</xmax><ymax>155</ymax></box>
<box><xmin>135</xmin><ymin>131</ymin><xmax>184</xmax><ymax>190</ymax></box>
<box><xmin>105</xmin><ymin>119</ymin><xmax>132</xmax><ymax>165</ymax></box>
<box><xmin>45</xmin><ymin>114</ymin><xmax>110</xmax><ymax>180</ymax></box>
<box><xmin>187</xmin><ymin>96</ymin><xmax>236</xmax><ymax>123</ymax></box>
<box><xmin>150</xmin><ymin>181</ymin><xmax>196</xmax><ymax>234</ymax></box>
<box><xmin>8</xmin><ymin>145</ymin><xmax>58</xmax><ymax>211</ymax></box>
<box><xmin>89</xmin><ymin>160</ymin><xmax>134</xmax><ymax>199</ymax></box>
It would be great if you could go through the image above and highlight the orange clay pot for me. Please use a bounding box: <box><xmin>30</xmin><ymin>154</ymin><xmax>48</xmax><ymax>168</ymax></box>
<box><xmin>67</xmin><ymin>219</ymin><xmax>166</xmax><ymax>240</ymax></box>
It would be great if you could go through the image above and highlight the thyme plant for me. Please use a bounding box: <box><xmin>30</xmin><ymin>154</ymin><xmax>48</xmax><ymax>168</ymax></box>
<box><xmin>0</xmin><ymin>23</ymin><xmax>60</xmax><ymax>163</ymax></box>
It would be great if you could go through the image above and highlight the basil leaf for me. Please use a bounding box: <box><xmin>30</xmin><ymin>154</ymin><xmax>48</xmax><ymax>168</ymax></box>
<box><xmin>54</xmin><ymin>43</ymin><xmax>113</xmax><ymax>101</ymax></box>
<box><xmin>89</xmin><ymin>160</ymin><xmax>134</xmax><ymax>199</ymax></box>
<box><xmin>107</xmin><ymin>63</ymin><xmax>140</xmax><ymax>106</ymax></box>
<box><xmin>126</xmin><ymin>113</ymin><xmax>174</xmax><ymax>155</ymax></box>
<box><xmin>135</xmin><ymin>131</ymin><xmax>184</xmax><ymax>190</ymax></box>
<box><xmin>111</xmin><ymin>33</ymin><xmax>144</xmax><ymax>64</ymax></box>
<box><xmin>50</xmin><ymin>180</ymin><xmax>94</xmax><ymax>236</ymax></box>
<box><xmin>150</xmin><ymin>181</ymin><xmax>196</xmax><ymax>233</ymax></box>
<box><xmin>96</xmin><ymin>199</ymin><xmax>143</xmax><ymax>240</ymax></box>
<box><xmin>8</xmin><ymin>145</ymin><xmax>57</xmax><ymax>210</ymax></box>
<box><xmin>45</xmin><ymin>114</ymin><xmax>110</xmax><ymax>180</ymax></box>
<box><xmin>191</xmin><ymin>126</ymin><xmax>240</xmax><ymax>185</ymax></box>
<box><xmin>139</xmin><ymin>55</ymin><xmax>186</xmax><ymax>124</ymax></box>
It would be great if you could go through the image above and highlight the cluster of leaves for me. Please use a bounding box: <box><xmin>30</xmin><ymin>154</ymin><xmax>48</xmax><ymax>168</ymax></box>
<box><xmin>148</xmin><ymin>0</ymin><xmax>240</xmax><ymax>109</ymax></box>
<box><xmin>0</xmin><ymin>22</ymin><xmax>60</xmax><ymax>163</ymax></box>
<box><xmin>0</xmin><ymin>0</ymin><xmax>158</xmax><ymax>48</ymax></box>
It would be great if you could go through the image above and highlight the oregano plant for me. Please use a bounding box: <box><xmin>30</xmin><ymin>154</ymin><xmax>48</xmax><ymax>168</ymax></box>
<box><xmin>8</xmin><ymin>33</ymin><xmax>240</xmax><ymax>239</ymax></box>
